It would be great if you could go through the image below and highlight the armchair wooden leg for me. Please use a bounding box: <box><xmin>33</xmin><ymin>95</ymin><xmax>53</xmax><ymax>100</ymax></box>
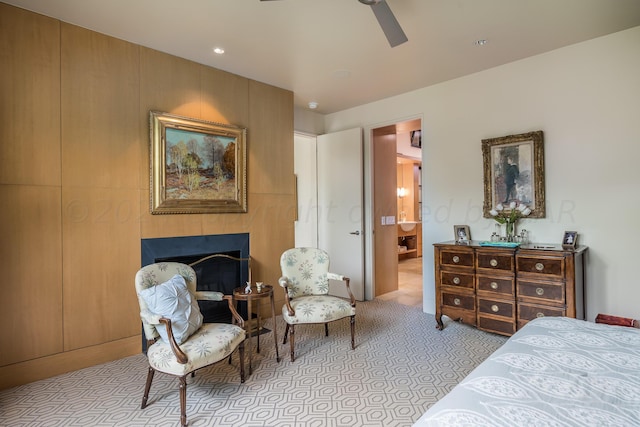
<box><xmin>283</xmin><ymin>323</ymin><xmax>290</xmax><ymax>344</ymax></box>
<box><xmin>289</xmin><ymin>324</ymin><xmax>295</xmax><ymax>362</ymax></box>
<box><xmin>239</xmin><ymin>341</ymin><xmax>246</xmax><ymax>383</ymax></box>
<box><xmin>178</xmin><ymin>376</ymin><xmax>187</xmax><ymax>427</ymax></box>
<box><xmin>141</xmin><ymin>366</ymin><xmax>155</xmax><ymax>409</ymax></box>
<box><xmin>350</xmin><ymin>315</ymin><xmax>356</xmax><ymax>350</ymax></box>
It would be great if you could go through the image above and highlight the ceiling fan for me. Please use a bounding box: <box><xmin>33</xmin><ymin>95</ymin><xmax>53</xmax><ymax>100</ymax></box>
<box><xmin>260</xmin><ymin>0</ymin><xmax>408</xmax><ymax>47</ymax></box>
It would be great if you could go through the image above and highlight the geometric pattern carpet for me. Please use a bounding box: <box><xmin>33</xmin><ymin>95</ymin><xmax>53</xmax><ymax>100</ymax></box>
<box><xmin>0</xmin><ymin>299</ymin><xmax>506</xmax><ymax>426</ymax></box>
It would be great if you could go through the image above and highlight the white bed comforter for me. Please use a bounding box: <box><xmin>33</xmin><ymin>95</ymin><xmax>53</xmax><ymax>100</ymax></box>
<box><xmin>414</xmin><ymin>317</ymin><xmax>640</xmax><ymax>427</ymax></box>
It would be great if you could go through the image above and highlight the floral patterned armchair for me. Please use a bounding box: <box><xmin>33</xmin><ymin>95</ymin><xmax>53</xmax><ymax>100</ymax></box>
<box><xmin>278</xmin><ymin>247</ymin><xmax>356</xmax><ymax>361</ymax></box>
<box><xmin>134</xmin><ymin>262</ymin><xmax>246</xmax><ymax>426</ymax></box>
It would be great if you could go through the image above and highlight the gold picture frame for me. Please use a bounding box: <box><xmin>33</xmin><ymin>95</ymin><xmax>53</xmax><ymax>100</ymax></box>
<box><xmin>150</xmin><ymin>111</ymin><xmax>247</xmax><ymax>214</ymax></box>
<box><xmin>482</xmin><ymin>131</ymin><xmax>545</xmax><ymax>218</ymax></box>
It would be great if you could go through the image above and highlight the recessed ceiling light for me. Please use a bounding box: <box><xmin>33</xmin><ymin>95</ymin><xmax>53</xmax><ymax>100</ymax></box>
<box><xmin>213</xmin><ymin>47</ymin><xmax>225</xmax><ymax>54</ymax></box>
<box><xmin>474</xmin><ymin>39</ymin><xmax>488</xmax><ymax>46</ymax></box>
<box><xmin>308</xmin><ymin>101</ymin><xmax>318</xmax><ymax>109</ymax></box>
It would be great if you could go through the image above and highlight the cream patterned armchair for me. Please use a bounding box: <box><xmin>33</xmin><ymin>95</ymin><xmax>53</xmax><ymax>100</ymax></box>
<box><xmin>134</xmin><ymin>262</ymin><xmax>245</xmax><ymax>427</ymax></box>
<box><xmin>278</xmin><ymin>247</ymin><xmax>356</xmax><ymax>361</ymax></box>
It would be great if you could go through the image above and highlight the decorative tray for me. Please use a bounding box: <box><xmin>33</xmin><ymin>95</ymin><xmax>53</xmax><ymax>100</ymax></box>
<box><xmin>479</xmin><ymin>241</ymin><xmax>521</xmax><ymax>248</ymax></box>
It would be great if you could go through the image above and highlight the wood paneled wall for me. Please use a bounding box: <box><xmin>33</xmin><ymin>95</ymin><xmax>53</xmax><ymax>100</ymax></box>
<box><xmin>0</xmin><ymin>3</ymin><xmax>294</xmax><ymax>389</ymax></box>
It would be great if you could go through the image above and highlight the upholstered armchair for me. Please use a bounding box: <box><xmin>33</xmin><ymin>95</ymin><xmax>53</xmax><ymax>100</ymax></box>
<box><xmin>135</xmin><ymin>262</ymin><xmax>246</xmax><ymax>426</ymax></box>
<box><xmin>278</xmin><ymin>247</ymin><xmax>356</xmax><ymax>361</ymax></box>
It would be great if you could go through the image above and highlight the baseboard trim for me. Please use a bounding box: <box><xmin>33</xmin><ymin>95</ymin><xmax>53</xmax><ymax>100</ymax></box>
<box><xmin>0</xmin><ymin>335</ymin><xmax>141</xmax><ymax>390</ymax></box>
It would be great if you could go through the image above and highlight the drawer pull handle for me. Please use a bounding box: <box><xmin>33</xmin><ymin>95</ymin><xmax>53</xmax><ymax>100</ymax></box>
<box><xmin>536</xmin><ymin>312</ymin><xmax>545</xmax><ymax>318</ymax></box>
<box><xmin>490</xmin><ymin>282</ymin><xmax>498</xmax><ymax>290</ymax></box>
<box><xmin>453</xmin><ymin>298</ymin><xmax>461</xmax><ymax>306</ymax></box>
<box><xmin>452</xmin><ymin>256</ymin><xmax>460</xmax><ymax>263</ymax></box>
<box><xmin>535</xmin><ymin>262</ymin><xmax>544</xmax><ymax>271</ymax></box>
<box><xmin>536</xmin><ymin>287</ymin><xmax>544</xmax><ymax>296</ymax></box>
<box><xmin>491</xmin><ymin>304</ymin><xmax>499</xmax><ymax>313</ymax></box>
<box><xmin>453</xmin><ymin>277</ymin><xmax>461</xmax><ymax>285</ymax></box>
<box><xmin>490</xmin><ymin>259</ymin><xmax>498</xmax><ymax>267</ymax></box>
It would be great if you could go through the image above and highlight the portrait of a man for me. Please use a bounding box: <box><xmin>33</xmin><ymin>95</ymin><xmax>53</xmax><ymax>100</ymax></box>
<box><xmin>492</xmin><ymin>143</ymin><xmax>533</xmax><ymax>207</ymax></box>
<box><xmin>482</xmin><ymin>131</ymin><xmax>545</xmax><ymax>219</ymax></box>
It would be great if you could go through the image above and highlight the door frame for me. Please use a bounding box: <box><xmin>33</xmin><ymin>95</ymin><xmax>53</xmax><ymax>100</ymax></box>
<box><xmin>363</xmin><ymin>115</ymin><xmax>423</xmax><ymax>300</ymax></box>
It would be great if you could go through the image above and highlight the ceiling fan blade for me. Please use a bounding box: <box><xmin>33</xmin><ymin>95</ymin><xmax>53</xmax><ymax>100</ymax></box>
<box><xmin>370</xmin><ymin>1</ymin><xmax>408</xmax><ymax>47</ymax></box>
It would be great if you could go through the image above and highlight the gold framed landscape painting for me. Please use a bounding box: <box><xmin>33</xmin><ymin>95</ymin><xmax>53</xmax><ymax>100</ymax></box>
<box><xmin>150</xmin><ymin>111</ymin><xmax>247</xmax><ymax>214</ymax></box>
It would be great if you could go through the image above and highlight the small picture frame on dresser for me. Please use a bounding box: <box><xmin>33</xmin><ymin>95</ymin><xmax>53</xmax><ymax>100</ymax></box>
<box><xmin>454</xmin><ymin>225</ymin><xmax>471</xmax><ymax>244</ymax></box>
<box><xmin>562</xmin><ymin>231</ymin><xmax>578</xmax><ymax>249</ymax></box>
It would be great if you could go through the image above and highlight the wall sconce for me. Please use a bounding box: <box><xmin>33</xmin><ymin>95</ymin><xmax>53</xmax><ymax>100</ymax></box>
<box><xmin>397</xmin><ymin>187</ymin><xmax>407</xmax><ymax>198</ymax></box>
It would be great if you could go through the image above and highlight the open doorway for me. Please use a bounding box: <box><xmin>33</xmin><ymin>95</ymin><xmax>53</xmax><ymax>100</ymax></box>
<box><xmin>373</xmin><ymin>118</ymin><xmax>423</xmax><ymax>307</ymax></box>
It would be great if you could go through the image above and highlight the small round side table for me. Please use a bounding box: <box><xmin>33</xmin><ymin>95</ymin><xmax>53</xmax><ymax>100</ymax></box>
<box><xmin>232</xmin><ymin>284</ymin><xmax>280</xmax><ymax>374</ymax></box>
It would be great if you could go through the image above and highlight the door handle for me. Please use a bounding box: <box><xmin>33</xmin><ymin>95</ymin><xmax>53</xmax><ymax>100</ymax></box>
<box><xmin>349</xmin><ymin>230</ymin><xmax>361</xmax><ymax>235</ymax></box>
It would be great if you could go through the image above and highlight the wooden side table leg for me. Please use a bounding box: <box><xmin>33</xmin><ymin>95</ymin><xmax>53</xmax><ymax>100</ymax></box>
<box><xmin>256</xmin><ymin>299</ymin><xmax>261</xmax><ymax>353</ymax></box>
<box><xmin>270</xmin><ymin>291</ymin><xmax>280</xmax><ymax>362</ymax></box>
<box><xmin>247</xmin><ymin>297</ymin><xmax>253</xmax><ymax>375</ymax></box>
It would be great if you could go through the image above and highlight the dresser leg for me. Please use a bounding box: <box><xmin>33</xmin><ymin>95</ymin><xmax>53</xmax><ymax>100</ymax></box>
<box><xmin>435</xmin><ymin>314</ymin><xmax>444</xmax><ymax>330</ymax></box>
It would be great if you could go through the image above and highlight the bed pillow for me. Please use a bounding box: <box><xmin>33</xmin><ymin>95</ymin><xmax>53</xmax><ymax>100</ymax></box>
<box><xmin>139</xmin><ymin>274</ymin><xmax>203</xmax><ymax>345</ymax></box>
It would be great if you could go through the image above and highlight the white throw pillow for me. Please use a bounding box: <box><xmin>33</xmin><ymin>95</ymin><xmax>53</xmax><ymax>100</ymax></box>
<box><xmin>139</xmin><ymin>274</ymin><xmax>203</xmax><ymax>345</ymax></box>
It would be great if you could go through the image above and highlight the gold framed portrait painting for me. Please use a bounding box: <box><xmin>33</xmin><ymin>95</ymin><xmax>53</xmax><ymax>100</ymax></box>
<box><xmin>482</xmin><ymin>131</ymin><xmax>545</xmax><ymax>218</ymax></box>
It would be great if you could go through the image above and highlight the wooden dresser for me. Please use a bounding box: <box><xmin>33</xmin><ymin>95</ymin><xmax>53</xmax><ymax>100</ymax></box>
<box><xmin>434</xmin><ymin>241</ymin><xmax>587</xmax><ymax>336</ymax></box>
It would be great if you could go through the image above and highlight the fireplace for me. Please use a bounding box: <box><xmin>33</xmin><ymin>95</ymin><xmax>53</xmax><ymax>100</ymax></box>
<box><xmin>141</xmin><ymin>233</ymin><xmax>250</xmax><ymax>325</ymax></box>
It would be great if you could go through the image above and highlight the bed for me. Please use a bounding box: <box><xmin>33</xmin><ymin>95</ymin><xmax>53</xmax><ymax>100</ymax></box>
<box><xmin>413</xmin><ymin>316</ymin><xmax>640</xmax><ymax>427</ymax></box>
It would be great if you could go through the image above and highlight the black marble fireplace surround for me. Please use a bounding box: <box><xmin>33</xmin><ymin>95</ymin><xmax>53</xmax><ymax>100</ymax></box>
<box><xmin>141</xmin><ymin>233</ymin><xmax>250</xmax><ymax>324</ymax></box>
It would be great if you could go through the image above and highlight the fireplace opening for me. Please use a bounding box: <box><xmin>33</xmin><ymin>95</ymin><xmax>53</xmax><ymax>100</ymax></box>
<box><xmin>140</xmin><ymin>233</ymin><xmax>251</xmax><ymax>351</ymax></box>
<box><xmin>156</xmin><ymin>250</ymin><xmax>248</xmax><ymax>323</ymax></box>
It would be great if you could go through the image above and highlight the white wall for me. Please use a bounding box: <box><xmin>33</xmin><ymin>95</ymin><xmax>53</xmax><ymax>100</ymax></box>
<box><xmin>324</xmin><ymin>26</ymin><xmax>640</xmax><ymax>321</ymax></box>
<box><xmin>294</xmin><ymin>107</ymin><xmax>325</xmax><ymax>135</ymax></box>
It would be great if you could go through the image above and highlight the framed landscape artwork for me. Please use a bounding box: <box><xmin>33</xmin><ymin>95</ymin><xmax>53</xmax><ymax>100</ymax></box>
<box><xmin>150</xmin><ymin>111</ymin><xmax>247</xmax><ymax>214</ymax></box>
<box><xmin>482</xmin><ymin>130</ymin><xmax>545</xmax><ymax>218</ymax></box>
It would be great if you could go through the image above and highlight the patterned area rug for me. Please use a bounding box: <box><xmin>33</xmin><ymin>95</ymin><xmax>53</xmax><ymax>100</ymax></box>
<box><xmin>0</xmin><ymin>299</ymin><xmax>506</xmax><ymax>426</ymax></box>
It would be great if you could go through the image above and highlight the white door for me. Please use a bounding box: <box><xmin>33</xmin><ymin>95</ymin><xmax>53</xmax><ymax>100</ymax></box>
<box><xmin>294</xmin><ymin>133</ymin><xmax>318</xmax><ymax>248</ymax></box>
<box><xmin>317</xmin><ymin>128</ymin><xmax>364</xmax><ymax>301</ymax></box>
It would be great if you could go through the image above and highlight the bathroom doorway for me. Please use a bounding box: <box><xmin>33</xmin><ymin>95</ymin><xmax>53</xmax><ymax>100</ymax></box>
<box><xmin>372</xmin><ymin>118</ymin><xmax>423</xmax><ymax>306</ymax></box>
<box><xmin>395</xmin><ymin>151</ymin><xmax>422</xmax><ymax>306</ymax></box>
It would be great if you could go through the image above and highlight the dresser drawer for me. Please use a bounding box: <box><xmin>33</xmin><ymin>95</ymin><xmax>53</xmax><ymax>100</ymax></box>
<box><xmin>516</xmin><ymin>255</ymin><xmax>565</xmax><ymax>279</ymax></box>
<box><xmin>440</xmin><ymin>250</ymin><xmax>474</xmax><ymax>268</ymax></box>
<box><xmin>518</xmin><ymin>303</ymin><xmax>566</xmax><ymax>328</ymax></box>
<box><xmin>477</xmin><ymin>276</ymin><xmax>514</xmax><ymax>296</ymax></box>
<box><xmin>517</xmin><ymin>280</ymin><xmax>564</xmax><ymax>305</ymax></box>
<box><xmin>442</xmin><ymin>292</ymin><xmax>475</xmax><ymax>311</ymax></box>
<box><xmin>440</xmin><ymin>271</ymin><xmax>474</xmax><ymax>289</ymax></box>
<box><xmin>476</xmin><ymin>251</ymin><xmax>514</xmax><ymax>272</ymax></box>
<box><xmin>477</xmin><ymin>297</ymin><xmax>515</xmax><ymax>319</ymax></box>
<box><xmin>478</xmin><ymin>316</ymin><xmax>516</xmax><ymax>336</ymax></box>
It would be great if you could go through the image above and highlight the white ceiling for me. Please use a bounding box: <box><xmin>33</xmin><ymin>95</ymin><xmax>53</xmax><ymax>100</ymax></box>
<box><xmin>5</xmin><ymin>0</ymin><xmax>640</xmax><ymax>114</ymax></box>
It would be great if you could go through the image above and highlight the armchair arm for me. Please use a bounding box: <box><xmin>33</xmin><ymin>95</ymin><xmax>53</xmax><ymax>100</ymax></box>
<box><xmin>328</xmin><ymin>273</ymin><xmax>356</xmax><ymax>306</ymax></box>
<box><xmin>140</xmin><ymin>309</ymin><xmax>162</xmax><ymax>325</ymax></box>
<box><xmin>158</xmin><ymin>318</ymin><xmax>188</xmax><ymax>364</ymax></box>
<box><xmin>194</xmin><ymin>290</ymin><xmax>224</xmax><ymax>301</ymax></box>
<box><xmin>223</xmin><ymin>295</ymin><xmax>245</xmax><ymax>327</ymax></box>
<box><xmin>140</xmin><ymin>309</ymin><xmax>188</xmax><ymax>364</ymax></box>
<box><xmin>278</xmin><ymin>276</ymin><xmax>295</xmax><ymax>316</ymax></box>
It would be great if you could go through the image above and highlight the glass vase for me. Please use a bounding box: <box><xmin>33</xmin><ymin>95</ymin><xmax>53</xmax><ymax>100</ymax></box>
<box><xmin>506</xmin><ymin>221</ymin><xmax>515</xmax><ymax>242</ymax></box>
